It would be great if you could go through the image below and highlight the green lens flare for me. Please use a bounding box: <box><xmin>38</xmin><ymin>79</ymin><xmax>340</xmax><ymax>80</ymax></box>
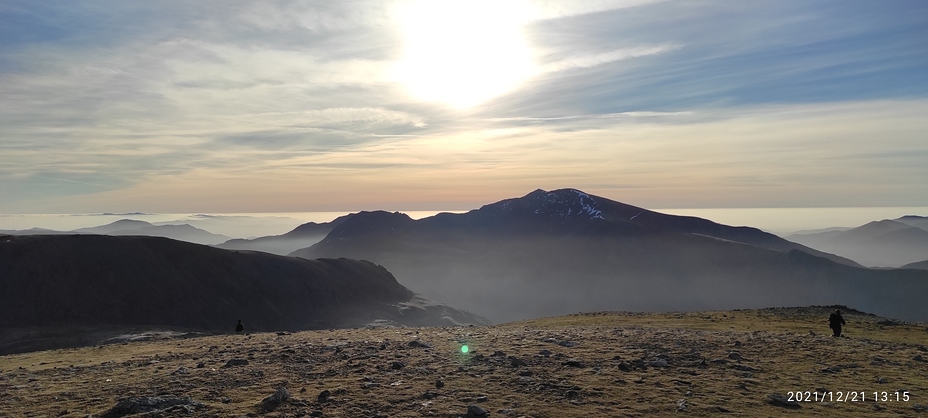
<box><xmin>461</xmin><ymin>345</ymin><xmax>469</xmax><ymax>353</ymax></box>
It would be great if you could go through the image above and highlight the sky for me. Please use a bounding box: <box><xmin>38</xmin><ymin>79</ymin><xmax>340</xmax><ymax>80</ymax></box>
<box><xmin>1</xmin><ymin>0</ymin><xmax>927</xmax><ymax>214</ymax></box>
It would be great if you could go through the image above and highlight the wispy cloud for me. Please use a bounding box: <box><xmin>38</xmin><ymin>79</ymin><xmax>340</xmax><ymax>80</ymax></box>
<box><xmin>0</xmin><ymin>0</ymin><xmax>926</xmax><ymax>213</ymax></box>
<box><xmin>540</xmin><ymin>44</ymin><xmax>681</xmax><ymax>73</ymax></box>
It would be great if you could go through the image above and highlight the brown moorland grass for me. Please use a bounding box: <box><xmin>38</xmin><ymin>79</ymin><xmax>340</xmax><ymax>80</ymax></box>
<box><xmin>1</xmin><ymin>306</ymin><xmax>927</xmax><ymax>417</ymax></box>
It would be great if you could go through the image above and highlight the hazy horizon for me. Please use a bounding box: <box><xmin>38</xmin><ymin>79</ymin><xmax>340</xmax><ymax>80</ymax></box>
<box><xmin>3</xmin><ymin>205</ymin><xmax>927</xmax><ymax>238</ymax></box>
<box><xmin>2</xmin><ymin>1</ymin><xmax>926</xmax><ymax>214</ymax></box>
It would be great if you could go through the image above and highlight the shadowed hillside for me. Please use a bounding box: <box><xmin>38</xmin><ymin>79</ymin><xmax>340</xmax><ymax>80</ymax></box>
<box><xmin>292</xmin><ymin>189</ymin><xmax>928</xmax><ymax>323</ymax></box>
<box><xmin>216</xmin><ymin>214</ymin><xmax>353</xmax><ymax>256</ymax></box>
<box><xmin>788</xmin><ymin>218</ymin><xmax>928</xmax><ymax>267</ymax></box>
<box><xmin>0</xmin><ymin>234</ymin><xmax>486</xmax><ymax>354</ymax></box>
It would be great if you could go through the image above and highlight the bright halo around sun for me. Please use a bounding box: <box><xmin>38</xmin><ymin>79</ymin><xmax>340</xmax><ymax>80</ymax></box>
<box><xmin>392</xmin><ymin>0</ymin><xmax>537</xmax><ymax>109</ymax></box>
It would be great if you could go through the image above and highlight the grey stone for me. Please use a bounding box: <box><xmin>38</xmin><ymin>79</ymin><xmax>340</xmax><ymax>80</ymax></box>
<box><xmin>767</xmin><ymin>393</ymin><xmax>801</xmax><ymax>409</ymax></box>
<box><xmin>466</xmin><ymin>404</ymin><xmax>488</xmax><ymax>417</ymax></box>
<box><xmin>408</xmin><ymin>340</ymin><xmax>432</xmax><ymax>348</ymax></box>
<box><xmin>259</xmin><ymin>387</ymin><xmax>290</xmax><ymax>412</ymax></box>
<box><xmin>563</xmin><ymin>359</ymin><xmax>584</xmax><ymax>368</ymax></box>
<box><xmin>221</xmin><ymin>359</ymin><xmax>249</xmax><ymax>368</ymax></box>
<box><xmin>649</xmin><ymin>359</ymin><xmax>669</xmax><ymax>368</ymax></box>
<box><xmin>99</xmin><ymin>396</ymin><xmax>205</xmax><ymax>417</ymax></box>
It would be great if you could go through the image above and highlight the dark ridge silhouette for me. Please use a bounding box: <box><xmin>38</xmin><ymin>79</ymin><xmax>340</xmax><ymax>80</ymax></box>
<box><xmin>902</xmin><ymin>259</ymin><xmax>928</xmax><ymax>270</ymax></box>
<box><xmin>291</xmin><ymin>188</ymin><xmax>928</xmax><ymax>323</ymax></box>
<box><xmin>215</xmin><ymin>214</ymin><xmax>353</xmax><ymax>255</ymax></box>
<box><xmin>2</xmin><ymin>219</ymin><xmax>232</xmax><ymax>246</ymax></box>
<box><xmin>0</xmin><ymin>234</ymin><xmax>486</xmax><ymax>354</ymax></box>
<box><xmin>73</xmin><ymin>219</ymin><xmax>154</xmax><ymax>234</ymax></box>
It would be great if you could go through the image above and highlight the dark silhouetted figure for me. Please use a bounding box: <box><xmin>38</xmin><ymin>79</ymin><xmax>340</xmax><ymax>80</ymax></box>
<box><xmin>236</xmin><ymin>319</ymin><xmax>244</xmax><ymax>334</ymax></box>
<box><xmin>829</xmin><ymin>309</ymin><xmax>846</xmax><ymax>337</ymax></box>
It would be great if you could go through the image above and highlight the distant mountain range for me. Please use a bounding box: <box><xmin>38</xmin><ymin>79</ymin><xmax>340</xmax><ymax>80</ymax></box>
<box><xmin>0</xmin><ymin>234</ymin><xmax>486</xmax><ymax>354</ymax></box>
<box><xmin>787</xmin><ymin>216</ymin><xmax>928</xmax><ymax>267</ymax></box>
<box><xmin>0</xmin><ymin>219</ymin><xmax>232</xmax><ymax>246</ymax></box>
<box><xmin>290</xmin><ymin>188</ymin><xmax>928</xmax><ymax>323</ymax></box>
<box><xmin>215</xmin><ymin>214</ymin><xmax>353</xmax><ymax>255</ymax></box>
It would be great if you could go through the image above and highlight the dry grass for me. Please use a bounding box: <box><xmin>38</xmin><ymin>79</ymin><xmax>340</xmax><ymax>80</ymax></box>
<box><xmin>2</xmin><ymin>307</ymin><xmax>927</xmax><ymax>417</ymax></box>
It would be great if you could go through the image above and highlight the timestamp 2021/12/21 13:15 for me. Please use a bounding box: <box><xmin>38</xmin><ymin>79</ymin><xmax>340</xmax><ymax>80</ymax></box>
<box><xmin>788</xmin><ymin>391</ymin><xmax>911</xmax><ymax>403</ymax></box>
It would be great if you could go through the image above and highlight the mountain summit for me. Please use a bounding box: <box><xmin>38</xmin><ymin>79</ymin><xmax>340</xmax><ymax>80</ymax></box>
<box><xmin>293</xmin><ymin>188</ymin><xmax>927</xmax><ymax>322</ymax></box>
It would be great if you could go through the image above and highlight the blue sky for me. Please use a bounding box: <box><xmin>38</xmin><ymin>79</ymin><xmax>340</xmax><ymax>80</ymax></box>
<box><xmin>1</xmin><ymin>0</ymin><xmax>926</xmax><ymax>213</ymax></box>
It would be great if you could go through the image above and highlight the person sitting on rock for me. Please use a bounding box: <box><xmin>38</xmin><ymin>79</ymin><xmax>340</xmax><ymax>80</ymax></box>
<box><xmin>236</xmin><ymin>319</ymin><xmax>244</xmax><ymax>334</ymax></box>
<box><xmin>828</xmin><ymin>309</ymin><xmax>846</xmax><ymax>337</ymax></box>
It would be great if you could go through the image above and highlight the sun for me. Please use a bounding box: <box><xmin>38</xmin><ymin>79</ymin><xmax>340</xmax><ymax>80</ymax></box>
<box><xmin>392</xmin><ymin>0</ymin><xmax>537</xmax><ymax>109</ymax></box>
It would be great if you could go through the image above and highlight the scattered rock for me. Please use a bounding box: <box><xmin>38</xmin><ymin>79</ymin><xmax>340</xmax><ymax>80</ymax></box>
<box><xmin>676</xmin><ymin>399</ymin><xmax>687</xmax><ymax>411</ymax></box>
<box><xmin>391</xmin><ymin>361</ymin><xmax>406</xmax><ymax>370</ymax></box>
<box><xmin>492</xmin><ymin>350</ymin><xmax>506</xmax><ymax>357</ymax></box>
<box><xmin>767</xmin><ymin>393</ymin><xmax>801</xmax><ymax>409</ymax></box>
<box><xmin>466</xmin><ymin>404</ymin><xmax>488</xmax><ymax>417</ymax></box>
<box><xmin>538</xmin><ymin>349</ymin><xmax>552</xmax><ymax>356</ymax></box>
<box><xmin>221</xmin><ymin>359</ymin><xmax>249</xmax><ymax>368</ymax></box>
<box><xmin>310</xmin><ymin>410</ymin><xmax>324</xmax><ymax>417</ymax></box>
<box><xmin>170</xmin><ymin>367</ymin><xmax>189</xmax><ymax>375</ymax></box>
<box><xmin>519</xmin><ymin>369</ymin><xmax>533</xmax><ymax>376</ymax></box>
<box><xmin>317</xmin><ymin>389</ymin><xmax>330</xmax><ymax>402</ymax></box>
<box><xmin>727</xmin><ymin>352</ymin><xmax>743</xmax><ymax>361</ymax></box>
<box><xmin>509</xmin><ymin>357</ymin><xmax>527</xmax><ymax>367</ymax></box>
<box><xmin>408</xmin><ymin>340</ymin><xmax>432</xmax><ymax>348</ymax></box>
<box><xmin>435</xmin><ymin>379</ymin><xmax>445</xmax><ymax>389</ymax></box>
<box><xmin>259</xmin><ymin>387</ymin><xmax>290</xmax><ymax>412</ymax></box>
<box><xmin>914</xmin><ymin>404</ymin><xmax>928</xmax><ymax>412</ymax></box>
<box><xmin>648</xmin><ymin>359</ymin><xmax>669</xmax><ymax>368</ymax></box>
<box><xmin>476</xmin><ymin>395</ymin><xmax>488</xmax><ymax>402</ymax></box>
<box><xmin>914</xmin><ymin>355</ymin><xmax>924</xmax><ymax>362</ymax></box>
<box><xmin>221</xmin><ymin>397</ymin><xmax>232</xmax><ymax>404</ymax></box>
<box><xmin>715</xmin><ymin>405</ymin><xmax>732</xmax><ymax>413</ymax></box>
<box><xmin>563</xmin><ymin>359</ymin><xmax>584</xmax><ymax>368</ymax></box>
<box><xmin>733</xmin><ymin>364</ymin><xmax>758</xmax><ymax>372</ymax></box>
<box><xmin>99</xmin><ymin>396</ymin><xmax>205</xmax><ymax>417</ymax></box>
<box><xmin>876</xmin><ymin>376</ymin><xmax>887</xmax><ymax>384</ymax></box>
<box><xmin>422</xmin><ymin>391</ymin><xmax>438</xmax><ymax>399</ymax></box>
<box><xmin>195</xmin><ymin>362</ymin><xmax>205</xmax><ymax>369</ymax></box>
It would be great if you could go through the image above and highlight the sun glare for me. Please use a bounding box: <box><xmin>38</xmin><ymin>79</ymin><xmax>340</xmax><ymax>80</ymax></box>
<box><xmin>392</xmin><ymin>0</ymin><xmax>536</xmax><ymax>109</ymax></box>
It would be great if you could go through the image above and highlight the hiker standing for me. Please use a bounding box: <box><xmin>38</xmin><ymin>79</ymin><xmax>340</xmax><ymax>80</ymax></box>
<box><xmin>236</xmin><ymin>319</ymin><xmax>244</xmax><ymax>334</ymax></box>
<box><xmin>828</xmin><ymin>309</ymin><xmax>846</xmax><ymax>337</ymax></box>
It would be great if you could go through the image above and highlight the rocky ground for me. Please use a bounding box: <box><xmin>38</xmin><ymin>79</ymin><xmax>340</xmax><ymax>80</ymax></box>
<box><xmin>2</xmin><ymin>306</ymin><xmax>927</xmax><ymax>417</ymax></box>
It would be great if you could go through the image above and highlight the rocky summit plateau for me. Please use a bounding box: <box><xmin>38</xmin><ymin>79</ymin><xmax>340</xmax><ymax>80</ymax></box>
<box><xmin>2</xmin><ymin>307</ymin><xmax>927</xmax><ymax>417</ymax></box>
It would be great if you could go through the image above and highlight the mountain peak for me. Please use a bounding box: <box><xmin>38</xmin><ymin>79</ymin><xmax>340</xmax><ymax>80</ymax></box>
<box><xmin>516</xmin><ymin>188</ymin><xmax>604</xmax><ymax>220</ymax></box>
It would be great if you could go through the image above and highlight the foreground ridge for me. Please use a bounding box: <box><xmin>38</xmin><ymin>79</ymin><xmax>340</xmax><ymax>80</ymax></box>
<box><xmin>2</xmin><ymin>307</ymin><xmax>926</xmax><ymax>417</ymax></box>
